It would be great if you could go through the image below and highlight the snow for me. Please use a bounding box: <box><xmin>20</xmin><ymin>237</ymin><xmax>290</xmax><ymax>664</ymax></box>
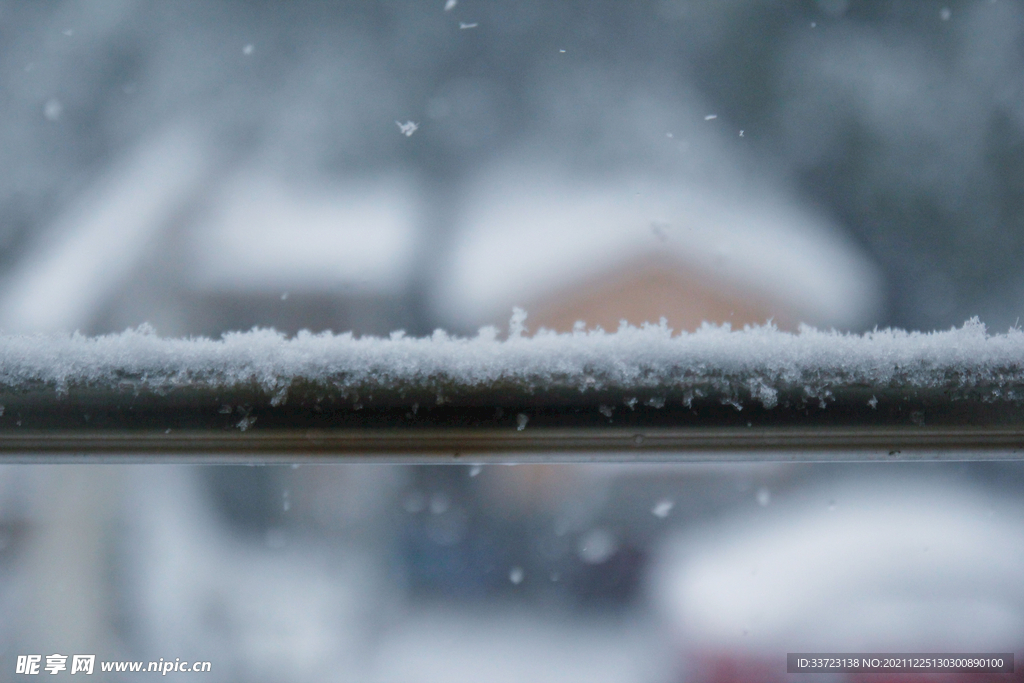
<box><xmin>395</xmin><ymin>120</ymin><xmax>419</xmax><ymax>137</ymax></box>
<box><xmin>651</xmin><ymin>499</ymin><xmax>674</xmax><ymax>518</ymax></box>
<box><xmin>0</xmin><ymin>316</ymin><xmax>1022</xmax><ymax>407</ymax></box>
<box><xmin>43</xmin><ymin>98</ymin><xmax>63</xmax><ymax>121</ymax></box>
<box><xmin>188</xmin><ymin>171</ymin><xmax>417</xmax><ymax>294</ymax></box>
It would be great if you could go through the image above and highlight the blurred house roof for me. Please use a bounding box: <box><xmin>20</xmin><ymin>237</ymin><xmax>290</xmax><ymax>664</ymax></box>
<box><xmin>437</xmin><ymin>162</ymin><xmax>883</xmax><ymax>334</ymax></box>
<box><xmin>0</xmin><ymin>125</ymin><xmax>420</xmax><ymax>336</ymax></box>
<box><xmin>0</xmin><ymin>128</ymin><xmax>881</xmax><ymax>337</ymax></box>
<box><xmin>187</xmin><ymin>169</ymin><xmax>418</xmax><ymax>296</ymax></box>
<box><xmin>0</xmin><ymin>126</ymin><xmax>210</xmax><ymax>335</ymax></box>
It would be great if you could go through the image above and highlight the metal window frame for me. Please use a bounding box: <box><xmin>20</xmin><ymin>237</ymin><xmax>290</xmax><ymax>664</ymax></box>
<box><xmin>2</xmin><ymin>374</ymin><xmax>1023</xmax><ymax>462</ymax></box>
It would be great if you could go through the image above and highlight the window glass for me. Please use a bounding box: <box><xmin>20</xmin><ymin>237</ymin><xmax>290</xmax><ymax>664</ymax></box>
<box><xmin>1</xmin><ymin>1</ymin><xmax>1022</xmax><ymax>680</ymax></box>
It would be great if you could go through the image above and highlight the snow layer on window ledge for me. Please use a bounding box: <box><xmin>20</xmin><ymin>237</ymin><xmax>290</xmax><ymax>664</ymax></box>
<box><xmin>0</xmin><ymin>313</ymin><xmax>1021</xmax><ymax>409</ymax></box>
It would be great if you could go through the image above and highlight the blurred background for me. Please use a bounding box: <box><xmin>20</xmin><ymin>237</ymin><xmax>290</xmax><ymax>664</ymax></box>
<box><xmin>0</xmin><ymin>0</ymin><xmax>1023</xmax><ymax>680</ymax></box>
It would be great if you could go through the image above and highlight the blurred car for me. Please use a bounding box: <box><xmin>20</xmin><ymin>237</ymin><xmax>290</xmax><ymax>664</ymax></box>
<box><xmin>650</xmin><ymin>474</ymin><xmax>1024</xmax><ymax>682</ymax></box>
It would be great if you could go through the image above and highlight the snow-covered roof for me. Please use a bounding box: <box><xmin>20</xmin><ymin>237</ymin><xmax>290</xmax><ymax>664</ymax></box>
<box><xmin>437</xmin><ymin>163</ymin><xmax>883</xmax><ymax>330</ymax></box>
<box><xmin>0</xmin><ymin>126</ymin><xmax>212</xmax><ymax>334</ymax></box>
<box><xmin>0</xmin><ymin>126</ymin><xmax>420</xmax><ymax>335</ymax></box>
<box><xmin>186</xmin><ymin>170</ymin><xmax>418</xmax><ymax>294</ymax></box>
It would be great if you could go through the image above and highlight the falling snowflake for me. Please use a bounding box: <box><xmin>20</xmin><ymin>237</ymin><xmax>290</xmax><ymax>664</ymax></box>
<box><xmin>395</xmin><ymin>120</ymin><xmax>419</xmax><ymax>137</ymax></box>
